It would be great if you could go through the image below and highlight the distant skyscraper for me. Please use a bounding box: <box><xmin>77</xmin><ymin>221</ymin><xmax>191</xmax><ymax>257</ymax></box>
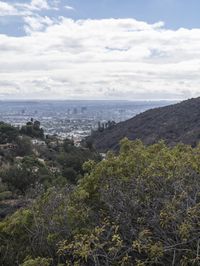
<box><xmin>73</xmin><ymin>108</ymin><xmax>78</xmax><ymax>114</ymax></box>
<box><xmin>81</xmin><ymin>107</ymin><xmax>87</xmax><ymax>113</ymax></box>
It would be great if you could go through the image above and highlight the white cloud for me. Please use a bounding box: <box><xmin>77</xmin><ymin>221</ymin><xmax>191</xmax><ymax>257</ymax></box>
<box><xmin>29</xmin><ymin>0</ymin><xmax>50</xmax><ymax>10</ymax></box>
<box><xmin>23</xmin><ymin>15</ymin><xmax>54</xmax><ymax>33</ymax></box>
<box><xmin>16</xmin><ymin>0</ymin><xmax>59</xmax><ymax>11</ymax></box>
<box><xmin>0</xmin><ymin>1</ymin><xmax>19</xmax><ymax>16</ymax></box>
<box><xmin>0</xmin><ymin>0</ymin><xmax>59</xmax><ymax>17</ymax></box>
<box><xmin>64</xmin><ymin>5</ymin><xmax>74</xmax><ymax>11</ymax></box>
<box><xmin>0</xmin><ymin>17</ymin><xmax>200</xmax><ymax>99</ymax></box>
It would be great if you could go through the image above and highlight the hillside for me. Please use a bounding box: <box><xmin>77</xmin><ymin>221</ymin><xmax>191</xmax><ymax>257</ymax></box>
<box><xmin>0</xmin><ymin>120</ymin><xmax>100</xmax><ymax>219</ymax></box>
<box><xmin>1</xmin><ymin>111</ymin><xmax>200</xmax><ymax>265</ymax></box>
<box><xmin>2</xmin><ymin>139</ymin><xmax>200</xmax><ymax>265</ymax></box>
<box><xmin>87</xmin><ymin>97</ymin><xmax>200</xmax><ymax>152</ymax></box>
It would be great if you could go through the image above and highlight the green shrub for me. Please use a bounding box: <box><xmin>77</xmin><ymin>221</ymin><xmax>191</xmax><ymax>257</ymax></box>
<box><xmin>21</xmin><ymin>257</ymin><xmax>51</xmax><ymax>266</ymax></box>
<box><xmin>0</xmin><ymin>190</ymin><xmax>12</xmax><ymax>200</ymax></box>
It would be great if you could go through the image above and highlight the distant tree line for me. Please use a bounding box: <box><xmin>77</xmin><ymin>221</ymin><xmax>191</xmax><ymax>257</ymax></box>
<box><xmin>96</xmin><ymin>120</ymin><xmax>116</xmax><ymax>132</ymax></box>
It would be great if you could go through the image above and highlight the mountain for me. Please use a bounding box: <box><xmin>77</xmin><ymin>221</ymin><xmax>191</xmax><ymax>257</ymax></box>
<box><xmin>87</xmin><ymin>97</ymin><xmax>200</xmax><ymax>152</ymax></box>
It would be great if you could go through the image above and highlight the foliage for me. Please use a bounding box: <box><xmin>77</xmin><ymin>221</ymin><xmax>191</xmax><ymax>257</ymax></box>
<box><xmin>0</xmin><ymin>121</ymin><xmax>100</xmax><ymax>195</ymax></box>
<box><xmin>1</xmin><ymin>139</ymin><xmax>200</xmax><ymax>265</ymax></box>
<box><xmin>0</xmin><ymin>122</ymin><xmax>19</xmax><ymax>144</ymax></box>
<box><xmin>0</xmin><ymin>187</ymin><xmax>72</xmax><ymax>265</ymax></box>
<box><xmin>1</xmin><ymin>156</ymin><xmax>53</xmax><ymax>194</ymax></box>
<box><xmin>66</xmin><ymin>139</ymin><xmax>200</xmax><ymax>265</ymax></box>
<box><xmin>20</xmin><ymin>120</ymin><xmax>44</xmax><ymax>139</ymax></box>
<box><xmin>15</xmin><ymin>136</ymin><xmax>33</xmax><ymax>156</ymax></box>
<box><xmin>56</xmin><ymin>143</ymin><xmax>101</xmax><ymax>184</ymax></box>
<box><xmin>58</xmin><ymin>218</ymin><xmax>130</xmax><ymax>266</ymax></box>
<box><xmin>21</xmin><ymin>257</ymin><xmax>52</xmax><ymax>266</ymax></box>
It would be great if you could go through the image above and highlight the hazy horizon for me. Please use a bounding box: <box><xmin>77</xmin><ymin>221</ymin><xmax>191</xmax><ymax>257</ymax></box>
<box><xmin>0</xmin><ymin>98</ymin><xmax>180</xmax><ymax>102</ymax></box>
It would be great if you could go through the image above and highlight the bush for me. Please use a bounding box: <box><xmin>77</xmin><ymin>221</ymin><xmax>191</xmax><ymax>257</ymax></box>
<box><xmin>0</xmin><ymin>122</ymin><xmax>19</xmax><ymax>144</ymax></box>
<box><xmin>21</xmin><ymin>257</ymin><xmax>51</xmax><ymax>266</ymax></box>
<box><xmin>0</xmin><ymin>191</ymin><xmax>12</xmax><ymax>201</ymax></box>
<box><xmin>1</xmin><ymin>139</ymin><xmax>200</xmax><ymax>265</ymax></box>
<box><xmin>62</xmin><ymin>167</ymin><xmax>77</xmax><ymax>184</ymax></box>
<box><xmin>1</xmin><ymin>156</ymin><xmax>53</xmax><ymax>194</ymax></box>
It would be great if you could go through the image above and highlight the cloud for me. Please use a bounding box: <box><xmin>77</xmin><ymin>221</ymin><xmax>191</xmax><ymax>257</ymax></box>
<box><xmin>64</xmin><ymin>5</ymin><xmax>74</xmax><ymax>11</ymax></box>
<box><xmin>16</xmin><ymin>0</ymin><xmax>59</xmax><ymax>11</ymax></box>
<box><xmin>0</xmin><ymin>0</ymin><xmax>59</xmax><ymax>17</ymax></box>
<box><xmin>28</xmin><ymin>0</ymin><xmax>50</xmax><ymax>10</ymax></box>
<box><xmin>23</xmin><ymin>15</ymin><xmax>54</xmax><ymax>33</ymax></box>
<box><xmin>0</xmin><ymin>17</ymin><xmax>200</xmax><ymax>99</ymax></box>
<box><xmin>0</xmin><ymin>1</ymin><xmax>19</xmax><ymax>16</ymax></box>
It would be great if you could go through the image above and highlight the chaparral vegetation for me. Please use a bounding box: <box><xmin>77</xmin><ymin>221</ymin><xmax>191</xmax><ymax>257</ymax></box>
<box><xmin>1</xmin><ymin>127</ymin><xmax>200</xmax><ymax>265</ymax></box>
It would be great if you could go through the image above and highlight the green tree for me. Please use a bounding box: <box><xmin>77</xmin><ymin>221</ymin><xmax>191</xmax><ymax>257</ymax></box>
<box><xmin>1</xmin><ymin>156</ymin><xmax>52</xmax><ymax>194</ymax></box>
<box><xmin>0</xmin><ymin>122</ymin><xmax>19</xmax><ymax>144</ymax></box>
<box><xmin>20</xmin><ymin>120</ymin><xmax>44</xmax><ymax>139</ymax></box>
<box><xmin>15</xmin><ymin>136</ymin><xmax>33</xmax><ymax>156</ymax></box>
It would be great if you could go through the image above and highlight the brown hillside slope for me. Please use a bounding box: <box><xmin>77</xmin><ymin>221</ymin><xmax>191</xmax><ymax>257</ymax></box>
<box><xmin>87</xmin><ymin>97</ymin><xmax>200</xmax><ymax>152</ymax></box>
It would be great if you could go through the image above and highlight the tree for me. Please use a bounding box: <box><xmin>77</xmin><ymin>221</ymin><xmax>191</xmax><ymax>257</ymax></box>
<box><xmin>20</xmin><ymin>120</ymin><xmax>44</xmax><ymax>139</ymax></box>
<box><xmin>1</xmin><ymin>156</ymin><xmax>52</xmax><ymax>194</ymax></box>
<box><xmin>15</xmin><ymin>136</ymin><xmax>33</xmax><ymax>156</ymax></box>
<box><xmin>63</xmin><ymin>138</ymin><xmax>74</xmax><ymax>153</ymax></box>
<box><xmin>0</xmin><ymin>122</ymin><xmax>19</xmax><ymax>144</ymax></box>
<box><xmin>62</xmin><ymin>167</ymin><xmax>77</xmax><ymax>184</ymax></box>
<box><xmin>33</xmin><ymin>120</ymin><xmax>41</xmax><ymax>130</ymax></box>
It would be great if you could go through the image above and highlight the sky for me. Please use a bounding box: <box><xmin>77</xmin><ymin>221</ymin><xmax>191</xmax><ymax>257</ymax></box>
<box><xmin>0</xmin><ymin>0</ymin><xmax>200</xmax><ymax>100</ymax></box>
